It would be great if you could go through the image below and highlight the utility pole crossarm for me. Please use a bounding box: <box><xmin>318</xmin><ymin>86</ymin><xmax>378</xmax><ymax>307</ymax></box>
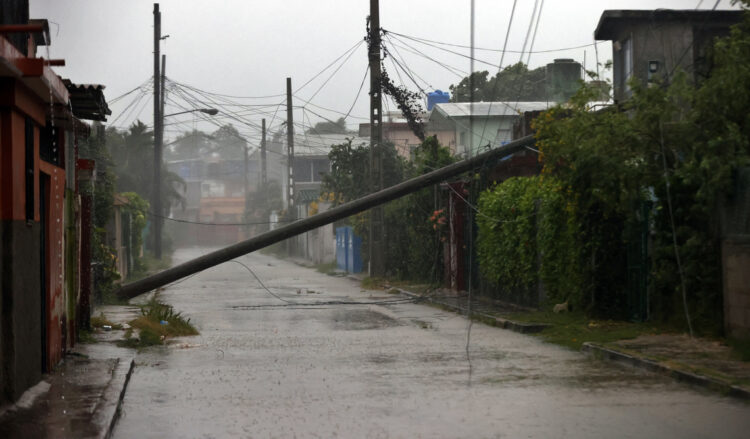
<box><xmin>116</xmin><ymin>135</ymin><xmax>535</xmax><ymax>299</ymax></box>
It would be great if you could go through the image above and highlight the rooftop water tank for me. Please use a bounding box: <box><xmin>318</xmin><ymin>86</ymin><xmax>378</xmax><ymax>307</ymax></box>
<box><xmin>427</xmin><ymin>89</ymin><xmax>450</xmax><ymax>110</ymax></box>
<box><xmin>546</xmin><ymin>58</ymin><xmax>582</xmax><ymax>103</ymax></box>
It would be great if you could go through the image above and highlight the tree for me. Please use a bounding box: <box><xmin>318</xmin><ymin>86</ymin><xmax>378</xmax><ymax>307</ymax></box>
<box><xmin>449</xmin><ymin>62</ymin><xmax>547</xmax><ymax>102</ymax></box>
<box><xmin>321</xmin><ymin>136</ymin><xmax>454</xmax><ymax>281</ymax></box>
<box><xmin>106</xmin><ymin>121</ymin><xmax>185</xmax><ymax>222</ymax></box>
<box><xmin>526</xmin><ymin>5</ymin><xmax>750</xmax><ymax>331</ymax></box>
<box><xmin>211</xmin><ymin>123</ymin><xmax>246</xmax><ymax>159</ymax></box>
<box><xmin>165</xmin><ymin>129</ymin><xmax>213</xmax><ymax>161</ymax></box>
<box><xmin>306</xmin><ymin>117</ymin><xmax>349</xmax><ymax>135</ymax></box>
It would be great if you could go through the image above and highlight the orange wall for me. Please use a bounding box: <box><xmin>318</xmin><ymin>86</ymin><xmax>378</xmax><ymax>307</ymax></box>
<box><xmin>1</xmin><ymin>78</ymin><xmax>67</xmax><ymax>369</ymax></box>
<box><xmin>39</xmin><ymin>161</ymin><xmax>66</xmax><ymax>368</ymax></box>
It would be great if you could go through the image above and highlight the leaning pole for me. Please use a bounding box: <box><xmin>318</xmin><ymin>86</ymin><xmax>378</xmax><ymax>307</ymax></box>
<box><xmin>116</xmin><ymin>135</ymin><xmax>535</xmax><ymax>299</ymax></box>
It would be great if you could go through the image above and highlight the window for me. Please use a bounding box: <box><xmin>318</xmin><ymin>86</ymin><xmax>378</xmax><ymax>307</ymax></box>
<box><xmin>312</xmin><ymin>159</ymin><xmax>329</xmax><ymax>182</ymax></box>
<box><xmin>293</xmin><ymin>159</ymin><xmax>312</xmax><ymax>182</ymax></box>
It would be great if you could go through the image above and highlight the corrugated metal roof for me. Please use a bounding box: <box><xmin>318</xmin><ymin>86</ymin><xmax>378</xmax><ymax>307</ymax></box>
<box><xmin>62</xmin><ymin>79</ymin><xmax>111</xmax><ymax>121</ymax></box>
<box><xmin>431</xmin><ymin>101</ymin><xmax>551</xmax><ymax>118</ymax></box>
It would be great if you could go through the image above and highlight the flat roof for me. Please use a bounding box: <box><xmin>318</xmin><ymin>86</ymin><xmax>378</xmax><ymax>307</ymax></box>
<box><xmin>431</xmin><ymin>101</ymin><xmax>551</xmax><ymax>119</ymax></box>
<box><xmin>595</xmin><ymin>9</ymin><xmax>744</xmax><ymax>40</ymax></box>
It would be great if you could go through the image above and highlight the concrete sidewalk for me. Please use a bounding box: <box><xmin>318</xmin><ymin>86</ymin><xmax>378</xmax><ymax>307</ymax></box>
<box><xmin>0</xmin><ymin>307</ymin><xmax>136</xmax><ymax>439</ymax></box>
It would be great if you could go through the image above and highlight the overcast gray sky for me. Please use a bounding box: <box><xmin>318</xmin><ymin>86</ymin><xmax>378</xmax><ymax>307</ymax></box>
<box><xmin>31</xmin><ymin>0</ymin><xmax>738</xmax><ymax>145</ymax></box>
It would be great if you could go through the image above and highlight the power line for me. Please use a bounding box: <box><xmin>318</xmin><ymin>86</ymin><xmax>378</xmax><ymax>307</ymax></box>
<box><xmin>384</xmin><ymin>28</ymin><xmax>605</xmax><ymax>54</ymax></box>
<box><xmin>298</xmin><ymin>40</ymin><xmax>364</xmax><ymax>107</ymax></box>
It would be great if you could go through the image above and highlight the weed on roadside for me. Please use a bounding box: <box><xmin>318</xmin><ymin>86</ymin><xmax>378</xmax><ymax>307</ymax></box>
<box><xmin>90</xmin><ymin>312</ymin><xmax>123</xmax><ymax>330</ymax></box>
<box><xmin>314</xmin><ymin>262</ymin><xmax>338</xmax><ymax>275</ymax></box>
<box><xmin>78</xmin><ymin>329</ymin><xmax>97</xmax><ymax>344</ymax></box>
<box><xmin>119</xmin><ymin>297</ymin><xmax>199</xmax><ymax>348</ymax></box>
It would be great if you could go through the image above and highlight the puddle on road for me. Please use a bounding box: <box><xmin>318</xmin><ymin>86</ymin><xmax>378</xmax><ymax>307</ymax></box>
<box><xmin>331</xmin><ymin>309</ymin><xmax>400</xmax><ymax>330</ymax></box>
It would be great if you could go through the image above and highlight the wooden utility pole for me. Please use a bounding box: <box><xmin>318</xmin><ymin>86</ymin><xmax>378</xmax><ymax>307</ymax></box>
<box><xmin>368</xmin><ymin>0</ymin><xmax>384</xmax><ymax>276</ymax></box>
<box><xmin>261</xmin><ymin>118</ymin><xmax>267</xmax><ymax>187</ymax></box>
<box><xmin>152</xmin><ymin>3</ymin><xmax>163</xmax><ymax>259</ymax></box>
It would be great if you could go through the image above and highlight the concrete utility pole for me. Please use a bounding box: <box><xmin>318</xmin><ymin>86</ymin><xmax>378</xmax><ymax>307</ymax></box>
<box><xmin>261</xmin><ymin>118</ymin><xmax>267</xmax><ymax>187</ymax></box>
<box><xmin>116</xmin><ymin>135</ymin><xmax>535</xmax><ymax>299</ymax></box>
<box><xmin>152</xmin><ymin>3</ymin><xmax>163</xmax><ymax>259</ymax></box>
<box><xmin>286</xmin><ymin>78</ymin><xmax>295</xmax><ymax>212</ymax></box>
<box><xmin>368</xmin><ymin>0</ymin><xmax>385</xmax><ymax>277</ymax></box>
<box><xmin>286</xmin><ymin>78</ymin><xmax>295</xmax><ymax>254</ymax></box>
<box><xmin>243</xmin><ymin>139</ymin><xmax>249</xmax><ymax>222</ymax></box>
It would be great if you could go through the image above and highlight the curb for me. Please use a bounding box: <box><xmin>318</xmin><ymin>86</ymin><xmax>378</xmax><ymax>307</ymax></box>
<box><xmin>581</xmin><ymin>342</ymin><xmax>750</xmax><ymax>401</ymax></box>
<box><xmin>98</xmin><ymin>358</ymin><xmax>136</xmax><ymax>439</ymax></box>
<box><xmin>396</xmin><ymin>288</ymin><xmax>549</xmax><ymax>334</ymax></box>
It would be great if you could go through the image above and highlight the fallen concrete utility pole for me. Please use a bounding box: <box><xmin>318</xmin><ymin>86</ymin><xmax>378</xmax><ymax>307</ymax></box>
<box><xmin>117</xmin><ymin>135</ymin><xmax>534</xmax><ymax>299</ymax></box>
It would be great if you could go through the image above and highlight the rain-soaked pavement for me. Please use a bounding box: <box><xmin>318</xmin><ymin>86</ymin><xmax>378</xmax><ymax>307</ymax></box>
<box><xmin>113</xmin><ymin>247</ymin><xmax>750</xmax><ymax>438</ymax></box>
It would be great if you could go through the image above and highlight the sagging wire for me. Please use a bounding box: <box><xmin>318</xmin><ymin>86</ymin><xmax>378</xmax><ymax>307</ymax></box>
<box><xmin>384</xmin><ymin>28</ymin><xmax>604</xmax><ymax>55</ymax></box>
<box><xmin>227</xmin><ymin>259</ymin><xmax>427</xmax><ymax>308</ymax></box>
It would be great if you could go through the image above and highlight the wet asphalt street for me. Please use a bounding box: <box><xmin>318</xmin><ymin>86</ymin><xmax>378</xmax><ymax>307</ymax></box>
<box><xmin>113</xmin><ymin>247</ymin><xmax>750</xmax><ymax>439</ymax></box>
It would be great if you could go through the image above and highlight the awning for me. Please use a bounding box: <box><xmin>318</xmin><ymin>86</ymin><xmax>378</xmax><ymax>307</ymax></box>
<box><xmin>63</xmin><ymin>80</ymin><xmax>111</xmax><ymax>121</ymax></box>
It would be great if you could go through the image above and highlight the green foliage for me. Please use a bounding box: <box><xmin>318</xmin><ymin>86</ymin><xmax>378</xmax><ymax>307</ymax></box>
<box><xmin>449</xmin><ymin>62</ymin><xmax>547</xmax><ymax>102</ymax></box>
<box><xmin>321</xmin><ymin>138</ymin><xmax>404</xmax><ymax>206</ymax></box>
<box><xmin>107</xmin><ymin>121</ymin><xmax>186</xmax><ymax>219</ymax></box>
<box><xmin>79</xmin><ymin>124</ymin><xmax>121</xmax><ymax>303</ymax></box>
<box><xmin>322</xmin><ymin>136</ymin><xmax>454</xmax><ymax>281</ymax></box>
<box><xmin>121</xmin><ymin>192</ymin><xmax>149</xmax><ymax>273</ymax></box>
<box><xmin>477</xmin><ymin>176</ymin><xmax>583</xmax><ymax>307</ymax></box>
<box><xmin>124</xmin><ymin>297</ymin><xmax>199</xmax><ymax>348</ymax></box>
<box><xmin>525</xmin><ymin>8</ymin><xmax>750</xmax><ymax>333</ymax></box>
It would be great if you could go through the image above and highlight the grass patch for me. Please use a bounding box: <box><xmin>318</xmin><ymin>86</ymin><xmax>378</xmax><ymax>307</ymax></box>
<box><xmin>122</xmin><ymin>297</ymin><xmax>198</xmax><ymax>348</ymax></box>
<box><xmin>505</xmin><ymin>310</ymin><xmax>657</xmax><ymax>350</ymax></box>
<box><xmin>90</xmin><ymin>312</ymin><xmax>123</xmax><ymax>330</ymax></box>
<box><xmin>361</xmin><ymin>276</ymin><xmax>385</xmax><ymax>290</ymax></box>
<box><xmin>728</xmin><ymin>338</ymin><xmax>750</xmax><ymax>362</ymax></box>
<box><xmin>314</xmin><ymin>261</ymin><xmax>338</xmax><ymax>275</ymax></box>
<box><xmin>78</xmin><ymin>329</ymin><xmax>97</xmax><ymax>344</ymax></box>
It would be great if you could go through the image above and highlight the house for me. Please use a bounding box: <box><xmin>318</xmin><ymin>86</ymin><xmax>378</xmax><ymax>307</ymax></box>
<box><xmin>271</xmin><ymin>131</ymin><xmax>369</xmax><ymax>263</ymax></box>
<box><xmin>594</xmin><ymin>9</ymin><xmax>743</xmax><ymax>103</ymax></box>
<box><xmin>0</xmin><ymin>2</ymin><xmax>109</xmax><ymax>405</ymax></box>
<box><xmin>359</xmin><ymin>111</ymin><xmax>456</xmax><ymax>158</ymax></box>
<box><xmin>167</xmin><ymin>155</ymin><xmax>260</xmax><ymax>246</ymax></box>
<box><xmin>428</xmin><ymin>101</ymin><xmax>551</xmax><ymax>158</ymax></box>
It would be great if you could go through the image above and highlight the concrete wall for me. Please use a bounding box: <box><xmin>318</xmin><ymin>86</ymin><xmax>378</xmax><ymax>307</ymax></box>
<box><xmin>453</xmin><ymin>116</ymin><xmax>515</xmax><ymax>158</ymax></box>
<box><xmin>611</xmin><ymin>22</ymin><xmax>693</xmax><ymax>102</ymax></box>
<box><xmin>1</xmin><ymin>220</ymin><xmax>42</xmax><ymax>404</ymax></box>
